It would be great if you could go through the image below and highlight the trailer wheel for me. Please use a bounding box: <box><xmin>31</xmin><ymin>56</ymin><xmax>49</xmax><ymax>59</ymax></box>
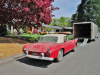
<box><xmin>93</xmin><ymin>37</ymin><xmax>96</xmax><ymax>41</ymax></box>
<box><xmin>97</xmin><ymin>35</ymin><xmax>98</xmax><ymax>38</ymax></box>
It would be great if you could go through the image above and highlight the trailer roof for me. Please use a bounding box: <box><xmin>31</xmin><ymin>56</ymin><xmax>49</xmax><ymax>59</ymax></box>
<box><xmin>73</xmin><ymin>22</ymin><xmax>93</xmax><ymax>24</ymax></box>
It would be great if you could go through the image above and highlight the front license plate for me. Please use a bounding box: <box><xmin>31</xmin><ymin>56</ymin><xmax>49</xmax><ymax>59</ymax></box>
<box><xmin>32</xmin><ymin>52</ymin><xmax>38</xmax><ymax>56</ymax></box>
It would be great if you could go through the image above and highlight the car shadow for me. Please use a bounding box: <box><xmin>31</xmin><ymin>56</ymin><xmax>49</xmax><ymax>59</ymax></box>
<box><xmin>63</xmin><ymin>51</ymin><xmax>73</xmax><ymax>57</ymax></box>
<box><xmin>16</xmin><ymin>57</ymin><xmax>53</xmax><ymax>68</ymax></box>
<box><xmin>16</xmin><ymin>51</ymin><xmax>73</xmax><ymax>68</ymax></box>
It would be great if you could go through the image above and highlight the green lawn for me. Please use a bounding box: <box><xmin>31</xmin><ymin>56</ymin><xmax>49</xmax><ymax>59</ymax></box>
<box><xmin>67</xmin><ymin>35</ymin><xmax>73</xmax><ymax>40</ymax></box>
<box><xmin>13</xmin><ymin>33</ymin><xmax>73</xmax><ymax>41</ymax></box>
<box><xmin>12</xmin><ymin>34</ymin><xmax>43</xmax><ymax>41</ymax></box>
<box><xmin>20</xmin><ymin>33</ymin><xmax>43</xmax><ymax>38</ymax></box>
<box><xmin>20</xmin><ymin>34</ymin><xmax>73</xmax><ymax>40</ymax></box>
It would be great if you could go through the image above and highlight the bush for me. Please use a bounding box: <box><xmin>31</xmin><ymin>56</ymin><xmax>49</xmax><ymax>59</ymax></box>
<box><xmin>39</xmin><ymin>32</ymin><xmax>47</xmax><ymax>35</ymax></box>
<box><xmin>45</xmin><ymin>28</ymin><xmax>52</xmax><ymax>32</ymax></box>
<box><xmin>0</xmin><ymin>25</ymin><xmax>7</xmax><ymax>36</ymax></box>
<box><xmin>7</xmin><ymin>31</ymin><xmax>11</xmax><ymax>35</ymax></box>
<box><xmin>22</xmin><ymin>26</ymin><xmax>27</xmax><ymax>33</ymax></box>
<box><xmin>29</xmin><ymin>37</ymin><xmax>36</xmax><ymax>42</ymax></box>
<box><xmin>99</xmin><ymin>27</ymin><xmax>100</xmax><ymax>32</ymax></box>
<box><xmin>27</xmin><ymin>31</ymin><xmax>32</xmax><ymax>34</ymax></box>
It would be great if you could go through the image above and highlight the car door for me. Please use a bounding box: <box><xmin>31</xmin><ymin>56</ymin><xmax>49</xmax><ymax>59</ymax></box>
<box><xmin>64</xmin><ymin>36</ymin><xmax>72</xmax><ymax>53</ymax></box>
<box><xmin>69</xmin><ymin>39</ymin><xmax>76</xmax><ymax>50</ymax></box>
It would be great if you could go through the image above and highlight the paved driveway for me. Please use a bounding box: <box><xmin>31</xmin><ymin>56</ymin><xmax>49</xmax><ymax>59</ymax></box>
<box><xmin>0</xmin><ymin>35</ymin><xmax>100</xmax><ymax>75</ymax></box>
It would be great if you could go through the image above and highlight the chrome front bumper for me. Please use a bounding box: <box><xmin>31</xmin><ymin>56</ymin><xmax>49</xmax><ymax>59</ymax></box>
<box><xmin>25</xmin><ymin>54</ymin><xmax>54</xmax><ymax>61</ymax></box>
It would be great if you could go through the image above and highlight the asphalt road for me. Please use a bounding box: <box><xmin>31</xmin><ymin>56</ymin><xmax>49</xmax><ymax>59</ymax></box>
<box><xmin>0</xmin><ymin>35</ymin><xmax>100</xmax><ymax>75</ymax></box>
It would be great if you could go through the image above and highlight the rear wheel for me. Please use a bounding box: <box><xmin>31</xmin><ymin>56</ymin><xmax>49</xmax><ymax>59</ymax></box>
<box><xmin>55</xmin><ymin>49</ymin><xmax>63</xmax><ymax>62</ymax></box>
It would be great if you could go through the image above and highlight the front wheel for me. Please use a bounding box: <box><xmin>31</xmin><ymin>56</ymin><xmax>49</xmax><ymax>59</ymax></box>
<box><xmin>55</xmin><ymin>49</ymin><xmax>63</xmax><ymax>62</ymax></box>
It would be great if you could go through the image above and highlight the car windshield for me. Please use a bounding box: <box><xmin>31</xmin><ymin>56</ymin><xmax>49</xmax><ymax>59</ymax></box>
<box><xmin>38</xmin><ymin>36</ymin><xmax>58</xmax><ymax>43</ymax></box>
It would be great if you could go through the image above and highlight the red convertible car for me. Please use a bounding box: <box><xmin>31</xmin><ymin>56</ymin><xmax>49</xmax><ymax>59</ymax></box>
<box><xmin>22</xmin><ymin>34</ymin><xmax>77</xmax><ymax>61</ymax></box>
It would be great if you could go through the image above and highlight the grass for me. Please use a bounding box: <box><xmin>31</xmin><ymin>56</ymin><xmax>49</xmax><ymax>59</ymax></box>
<box><xmin>12</xmin><ymin>33</ymin><xmax>73</xmax><ymax>41</ymax></box>
<box><xmin>0</xmin><ymin>43</ymin><xmax>25</xmax><ymax>58</ymax></box>
<box><xmin>67</xmin><ymin>35</ymin><xmax>73</xmax><ymax>40</ymax></box>
<box><xmin>20</xmin><ymin>34</ymin><xmax>43</xmax><ymax>39</ymax></box>
<box><xmin>20</xmin><ymin>34</ymin><xmax>73</xmax><ymax>40</ymax></box>
<box><xmin>0</xmin><ymin>43</ymin><xmax>30</xmax><ymax>59</ymax></box>
<box><xmin>12</xmin><ymin>33</ymin><xmax>43</xmax><ymax>40</ymax></box>
<box><xmin>0</xmin><ymin>37</ymin><xmax>30</xmax><ymax>59</ymax></box>
<box><xmin>0</xmin><ymin>34</ymin><xmax>73</xmax><ymax>59</ymax></box>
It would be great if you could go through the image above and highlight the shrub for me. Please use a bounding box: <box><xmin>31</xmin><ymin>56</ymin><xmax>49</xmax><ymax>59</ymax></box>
<box><xmin>45</xmin><ymin>28</ymin><xmax>52</xmax><ymax>32</ymax></box>
<box><xmin>27</xmin><ymin>31</ymin><xmax>32</xmax><ymax>34</ymax></box>
<box><xmin>29</xmin><ymin>37</ymin><xmax>36</xmax><ymax>42</ymax></box>
<box><xmin>7</xmin><ymin>31</ymin><xmax>11</xmax><ymax>35</ymax></box>
<box><xmin>22</xmin><ymin>26</ymin><xmax>27</xmax><ymax>33</ymax></box>
<box><xmin>0</xmin><ymin>25</ymin><xmax>7</xmax><ymax>36</ymax></box>
<box><xmin>39</xmin><ymin>32</ymin><xmax>47</xmax><ymax>35</ymax></box>
<box><xmin>99</xmin><ymin>27</ymin><xmax>100</xmax><ymax>32</ymax></box>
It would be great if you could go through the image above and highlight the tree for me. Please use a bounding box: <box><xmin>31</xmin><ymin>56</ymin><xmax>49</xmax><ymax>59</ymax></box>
<box><xmin>50</xmin><ymin>17</ymin><xmax>71</xmax><ymax>27</ymax></box>
<box><xmin>45</xmin><ymin>28</ymin><xmax>52</xmax><ymax>32</ymax></box>
<box><xmin>58</xmin><ymin>17</ymin><xmax>71</xmax><ymax>27</ymax></box>
<box><xmin>50</xmin><ymin>18</ymin><xmax>59</xmax><ymax>26</ymax></box>
<box><xmin>71</xmin><ymin>0</ymin><xmax>100</xmax><ymax>27</ymax></box>
<box><xmin>0</xmin><ymin>24</ymin><xmax>7</xmax><ymax>36</ymax></box>
<box><xmin>0</xmin><ymin>0</ymin><xmax>58</xmax><ymax>38</ymax></box>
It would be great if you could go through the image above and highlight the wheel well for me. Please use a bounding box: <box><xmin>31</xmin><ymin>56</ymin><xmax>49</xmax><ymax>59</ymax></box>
<box><xmin>61</xmin><ymin>48</ymin><xmax>64</xmax><ymax>54</ymax></box>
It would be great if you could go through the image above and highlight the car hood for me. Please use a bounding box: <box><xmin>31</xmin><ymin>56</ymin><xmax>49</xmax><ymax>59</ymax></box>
<box><xmin>24</xmin><ymin>42</ymin><xmax>57</xmax><ymax>53</ymax></box>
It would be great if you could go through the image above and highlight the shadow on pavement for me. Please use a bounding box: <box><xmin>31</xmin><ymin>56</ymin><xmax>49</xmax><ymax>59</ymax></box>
<box><xmin>16</xmin><ymin>50</ymin><xmax>75</xmax><ymax>68</ymax></box>
<box><xmin>17</xmin><ymin>57</ymin><xmax>52</xmax><ymax>68</ymax></box>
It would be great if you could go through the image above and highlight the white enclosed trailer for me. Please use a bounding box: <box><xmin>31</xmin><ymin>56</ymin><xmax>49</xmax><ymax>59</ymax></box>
<box><xmin>73</xmin><ymin>22</ymin><xmax>98</xmax><ymax>41</ymax></box>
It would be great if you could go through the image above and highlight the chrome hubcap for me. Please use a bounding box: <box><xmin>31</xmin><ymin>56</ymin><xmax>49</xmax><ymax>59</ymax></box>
<box><xmin>58</xmin><ymin>50</ymin><xmax>63</xmax><ymax>60</ymax></box>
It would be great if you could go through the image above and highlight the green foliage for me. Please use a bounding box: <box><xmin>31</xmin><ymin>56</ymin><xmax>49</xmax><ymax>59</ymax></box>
<box><xmin>71</xmin><ymin>0</ymin><xmax>100</xmax><ymax>27</ymax></box>
<box><xmin>58</xmin><ymin>17</ymin><xmax>71</xmax><ymax>27</ymax></box>
<box><xmin>50</xmin><ymin>18</ymin><xmax>59</xmax><ymax>26</ymax></box>
<box><xmin>67</xmin><ymin>35</ymin><xmax>73</xmax><ymax>40</ymax></box>
<box><xmin>7</xmin><ymin>31</ymin><xmax>11</xmax><ymax>35</ymax></box>
<box><xmin>99</xmin><ymin>27</ymin><xmax>100</xmax><ymax>30</ymax></box>
<box><xmin>20</xmin><ymin>34</ymin><xmax>43</xmax><ymax>39</ymax></box>
<box><xmin>50</xmin><ymin>17</ymin><xmax>71</xmax><ymax>27</ymax></box>
<box><xmin>22</xmin><ymin>26</ymin><xmax>27</xmax><ymax>33</ymax></box>
<box><xmin>29</xmin><ymin>37</ymin><xmax>36</xmax><ymax>42</ymax></box>
<box><xmin>0</xmin><ymin>25</ymin><xmax>7</xmax><ymax>36</ymax></box>
<box><xmin>45</xmin><ymin>28</ymin><xmax>52</xmax><ymax>32</ymax></box>
<box><xmin>99</xmin><ymin>27</ymin><xmax>100</xmax><ymax>32</ymax></box>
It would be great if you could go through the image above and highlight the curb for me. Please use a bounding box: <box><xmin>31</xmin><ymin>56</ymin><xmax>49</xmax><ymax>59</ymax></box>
<box><xmin>0</xmin><ymin>53</ymin><xmax>24</xmax><ymax>64</ymax></box>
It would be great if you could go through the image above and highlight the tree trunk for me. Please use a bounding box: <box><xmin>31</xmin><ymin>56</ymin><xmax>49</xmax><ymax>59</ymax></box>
<box><xmin>16</xmin><ymin>25</ymin><xmax>21</xmax><ymax>39</ymax></box>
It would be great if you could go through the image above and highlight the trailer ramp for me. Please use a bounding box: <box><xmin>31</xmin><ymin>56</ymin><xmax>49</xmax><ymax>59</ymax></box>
<box><xmin>80</xmin><ymin>39</ymin><xmax>88</xmax><ymax>46</ymax></box>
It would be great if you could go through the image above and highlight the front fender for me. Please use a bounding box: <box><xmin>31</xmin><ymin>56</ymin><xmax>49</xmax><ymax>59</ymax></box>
<box><xmin>49</xmin><ymin>46</ymin><xmax>64</xmax><ymax>58</ymax></box>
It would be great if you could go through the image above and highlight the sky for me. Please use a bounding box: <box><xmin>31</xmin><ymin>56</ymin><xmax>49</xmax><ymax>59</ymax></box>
<box><xmin>52</xmin><ymin>0</ymin><xmax>81</xmax><ymax>18</ymax></box>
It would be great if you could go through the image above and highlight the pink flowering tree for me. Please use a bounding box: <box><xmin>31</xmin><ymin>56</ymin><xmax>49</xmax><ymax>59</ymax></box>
<box><xmin>0</xmin><ymin>0</ymin><xmax>58</xmax><ymax>37</ymax></box>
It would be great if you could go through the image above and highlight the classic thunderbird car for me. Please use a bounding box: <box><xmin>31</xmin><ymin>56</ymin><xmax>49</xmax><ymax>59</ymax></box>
<box><xmin>22</xmin><ymin>34</ymin><xmax>77</xmax><ymax>61</ymax></box>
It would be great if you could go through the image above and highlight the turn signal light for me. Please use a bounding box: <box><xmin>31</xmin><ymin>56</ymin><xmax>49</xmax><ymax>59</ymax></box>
<box><xmin>46</xmin><ymin>48</ymin><xmax>51</xmax><ymax>56</ymax></box>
